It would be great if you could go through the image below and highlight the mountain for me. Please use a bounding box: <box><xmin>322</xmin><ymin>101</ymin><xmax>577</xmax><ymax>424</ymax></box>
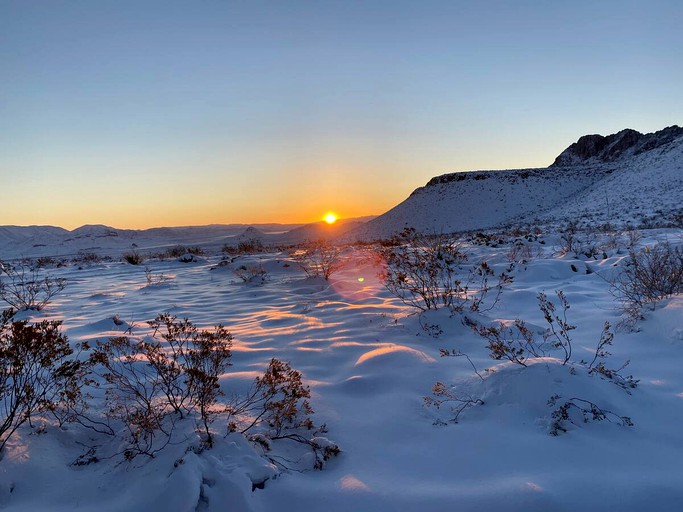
<box><xmin>0</xmin><ymin>223</ymin><xmax>303</xmax><ymax>260</ymax></box>
<box><xmin>346</xmin><ymin>126</ymin><xmax>683</xmax><ymax>240</ymax></box>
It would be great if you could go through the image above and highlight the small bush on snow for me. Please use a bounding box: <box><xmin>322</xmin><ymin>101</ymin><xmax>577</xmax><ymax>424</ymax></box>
<box><xmin>0</xmin><ymin>310</ymin><xmax>89</xmax><ymax>452</ymax></box>
<box><xmin>233</xmin><ymin>264</ymin><xmax>268</xmax><ymax>284</ymax></box>
<box><xmin>547</xmin><ymin>395</ymin><xmax>633</xmax><ymax>436</ymax></box>
<box><xmin>0</xmin><ymin>260</ymin><xmax>67</xmax><ymax>311</ymax></box>
<box><xmin>122</xmin><ymin>251</ymin><xmax>144</xmax><ymax>265</ymax></box>
<box><xmin>88</xmin><ymin>314</ymin><xmax>338</xmax><ymax>466</ymax></box>
<box><xmin>293</xmin><ymin>240</ymin><xmax>343</xmax><ymax>280</ymax></box>
<box><xmin>90</xmin><ymin>314</ymin><xmax>233</xmax><ymax>456</ymax></box>
<box><xmin>611</xmin><ymin>241</ymin><xmax>683</xmax><ymax>312</ymax></box>
<box><xmin>430</xmin><ymin>291</ymin><xmax>638</xmax><ymax>434</ymax></box>
<box><xmin>380</xmin><ymin>228</ymin><xmax>512</xmax><ymax>313</ymax></box>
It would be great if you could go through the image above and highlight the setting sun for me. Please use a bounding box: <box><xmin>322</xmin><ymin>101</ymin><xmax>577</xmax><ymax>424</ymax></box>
<box><xmin>324</xmin><ymin>213</ymin><xmax>338</xmax><ymax>224</ymax></box>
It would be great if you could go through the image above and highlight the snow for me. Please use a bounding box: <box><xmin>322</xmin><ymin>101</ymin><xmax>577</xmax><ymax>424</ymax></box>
<box><xmin>1</xmin><ymin>226</ymin><xmax>682</xmax><ymax>511</ymax></box>
<box><xmin>1</xmin><ymin>126</ymin><xmax>682</xmax><ymax>510</ymax></box>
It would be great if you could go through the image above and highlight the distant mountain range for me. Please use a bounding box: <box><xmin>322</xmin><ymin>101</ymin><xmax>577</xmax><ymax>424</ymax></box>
<box><xmin>345</xmin><ymin>125</ymin><xmax>683</xmax><ymax>240</ymax></box>
<box><xmin>2</xmin><ymin>126</ymin><xmax>681</xmax><ymax>259</ymax></box>
<box><xmin>0</xmin><ymin>218</ymin><xmax>375</xmax><ymax>259</ymax></box>
<box><xmin>0</xmin><ymin>223</ymin><xmax>302</xmax><ymax>259</ymax></box>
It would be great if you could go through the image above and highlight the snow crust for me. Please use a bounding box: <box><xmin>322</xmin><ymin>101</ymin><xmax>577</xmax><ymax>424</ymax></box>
<box><xmin>1</xmin><ymin>228</ymin><xmax>682</xmax><ymax>511</ymax></box>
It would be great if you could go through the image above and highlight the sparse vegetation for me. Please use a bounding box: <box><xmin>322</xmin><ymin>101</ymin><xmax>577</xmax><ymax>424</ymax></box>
<box><xmin>380</xmin><ymin>228</ymin><xmax>511</xmax><ymax>313</ymax></box>
<box><xmin>143</xmin><ymin>266</ymin><xmax>171</xmax><ymax>286</ymax></box>
<box><xmin>155</xmin><ymin>245</ymin><xmax>205</xmax><ymax>260</ymax></box>
<box><xmin>558</xmin><ymin>222</ymin><xmax>602</xmax><ymax>259</ymax></box>
<box><xmin>431</xmin><ymin>291</ymin><xmax>638</xmax><ymax>433</ymax></box>
<box><xmin>0</xmin><ymin>310</ymin><xmax>89</xmax><ymax>452</ymax></box>
<box><xmin>424</xmin><ymin>381</ymin><xmax>484</xmax><ymax>424</ymax></box>
<box><xmin>223</xmin><ymin>239</ymin><xmax>265</xmax><ymax>255</ymax></box>
<box><xmin>0</xmin><ymin>260</ymin><xmax>67</xmax><ymax>311</ymax></box>
<box><xmin>90</xmin><ymin>315</ymin><xmax>233</xmax><ymax>455</ymax></box>
<box><xmin>293</xmin><ymin>240</ymin><xmax>343</xmax><ymax>280</ymax></box>
<box><xmin>122</xmin><ymin>251</ymin><xmax>144</xmax><ymax>265</ymax></box>
<box><xmin>234</xmin><ymin>264</ymin><xmax>268</xmax><ymax>284</ymax></box>
<box><xmin>548</xmin><ymin>395</ymin><xmax>633</xmax><ymax>436</ymax></box>
<box><xmin>612</xmin><ymin>242</ymin><xmax>683</xmax><ymax>311</ymax></box>
<box><xmin>85</xmin><ymin>314</ymin><xmax>337</xmax><ymax>464</ymax></box>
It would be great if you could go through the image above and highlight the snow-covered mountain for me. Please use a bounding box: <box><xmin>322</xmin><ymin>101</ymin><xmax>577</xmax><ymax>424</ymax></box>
<box><xmin>347</xmin><ymin>126</ymin><xmax>683</xmax><ymax>240</ymax></box>
<box><xmin>0</xmin><ymin>223</ymin><xmax>304</xmax><ymax>260</ymax></box>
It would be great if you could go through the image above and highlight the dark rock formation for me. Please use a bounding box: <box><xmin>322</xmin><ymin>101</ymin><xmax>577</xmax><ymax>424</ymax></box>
<box><xmin>552</xmin><ymin>125</ymin><xmax>683</xmax><ymax>166</ymax></box>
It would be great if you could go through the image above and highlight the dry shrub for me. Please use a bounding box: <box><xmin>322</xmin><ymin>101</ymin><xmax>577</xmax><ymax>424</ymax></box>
<box><xmin>0</xmin><ymin>260</ymin><xmax>66</xmax><ymax>311</ymax></box>
<box><xmin>610</xmin><ymin>241</ymin><xmax>683</xmax><ymax>319</ymax></box>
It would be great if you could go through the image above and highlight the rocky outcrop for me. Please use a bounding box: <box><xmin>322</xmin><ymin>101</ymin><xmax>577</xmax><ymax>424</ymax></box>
<box><xmin>552</xmin><ymin>125</ymin><xmax>683</xmax><ymax>166</ymax></box>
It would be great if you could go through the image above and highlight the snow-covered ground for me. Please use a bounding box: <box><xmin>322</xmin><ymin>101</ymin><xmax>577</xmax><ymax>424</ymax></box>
<box><xmin>1</xmin><ymin>227</ymin><xmax>682</xmax><ymax>511</ymax></box>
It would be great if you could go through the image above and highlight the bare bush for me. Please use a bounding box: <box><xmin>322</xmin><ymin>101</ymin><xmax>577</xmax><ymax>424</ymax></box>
<box><xmin>90</xmin><ymin>336</ymin><xmax>172</xmax><ymax>458</ymax></box>
<box><xmin>0</xmin><ymin>260</ymin><xmax>67</xmax><ymax>310</ymax></box>
<box><xmin>558</xmin><ymin>222</ymin><xmax>602</xmax><ymax>258</ymax></box>
<box><xmin>381</xmin><ymin>228</ymin><xmax>511</xmax><ymax>312</ymax></box>
<box><xmin>537</xmin><ymin>291</ymin><xmax>575</xmax><ymax>365</ymax></box>
<box><xmin>122</xmin><ymin>251</ymin><xmax>144</xmax><ymax>265</ymax></box>
<box><xmin>72</xmin><ymin>252</ymin><xmax>107</xmax><ymax>265</ymax></box>
<box><xmin>472</xmin><ymin>319</ymin><xmax>540</xmax><ymax>366</ymax></box>
<box><xmin>144</xmin><ymin>267</ymin><xmax>170</xmax><ymax>286</ymax></box>
<box><xmin>222</xmin><ymin>239</ymin><xmax>265</xmax><ymax>255</ymax></box>
<box><xmin>90</xmin><ymin>315</ymin><xmax>233</xmax><ymax>456</ymax></box>
<box><xmin>424</xmin><ymin>382</ymin><xmax>484</xmax><ymax>424</ymax></box>
<box><xmin>548</xmin><ymin>395</ymin><xmax>633</xmax><ymax>436</ymax></box>
<box><xmin>612</xmin><ymin>242</ymin><xmax>683</xmax><ymax>310</ymax></box>
<box><xmin>233</xmin><ymin>264</ymin><xmax>268</xmax><ymax>284</ymax></box>
<box><xmin>293</xmin><ymin>240</ymin><xmax>343</xmax><ymax>280</ymax></box>
<box><xmin>226</xmin><ymin>358</ymin><xmax>338</xmax><ymax>470</ymax></box>
<box><xmin>1</xmin><ymin>310</ymin><xmax>89</xmax><ymax>452</ymax></box>
<box><xmin>227</xmin><ymin>358</ymin><xmax>313</xmax><ymax>437</ymax></box>
<box><xmin>473</xmin><ymin>292</ymin><xmax>635</xmax><ymax>389</ymax></box>
<box><xmin>156</xmin><ymin>245</ymin><xmax>205</xmax><ymax>260</ymax></box>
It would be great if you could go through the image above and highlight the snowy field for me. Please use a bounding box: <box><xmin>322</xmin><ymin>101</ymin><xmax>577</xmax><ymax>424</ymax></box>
<box><xmin>1</xmin><ymin>227</ymin><xmax>683</xmax><ymax>512</ymax></box>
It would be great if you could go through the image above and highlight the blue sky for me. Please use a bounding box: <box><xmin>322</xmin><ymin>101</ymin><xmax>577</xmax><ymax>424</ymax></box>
<box><xmin>1</xmin><ymin>0</ymin><xmax>681</xmax><ymax>228</ymax></box>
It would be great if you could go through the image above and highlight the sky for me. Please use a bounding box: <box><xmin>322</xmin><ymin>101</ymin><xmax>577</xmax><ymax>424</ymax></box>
<box><xmin>1</xmin><ymin>0</ymin><xmax>682</xmax><ymax>230</ymax></box>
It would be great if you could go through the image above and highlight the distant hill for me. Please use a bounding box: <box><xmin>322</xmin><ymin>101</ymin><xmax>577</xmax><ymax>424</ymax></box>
<box><xmin>345</xmin><ymin>126</ymin><xmax>683</xmax><ymax>240</ymax></box>
<box><xmin>0</xmin><ymin>217</ymin><xmax>378</xmax><ymax>259</ymax></box>
<box><xmin>0</xmin><ymin>223</ymin><xmax>304</xmax><ymax>259</ymax></box>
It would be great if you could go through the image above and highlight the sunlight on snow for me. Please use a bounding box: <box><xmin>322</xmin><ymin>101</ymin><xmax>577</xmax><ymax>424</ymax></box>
<box><xmin>339</xmin><ymin>474</ymin><xmax>371</xmax><ymax>492</ymax></box>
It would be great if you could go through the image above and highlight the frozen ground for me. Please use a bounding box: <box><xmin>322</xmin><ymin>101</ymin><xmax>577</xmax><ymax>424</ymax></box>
<box><xmin>1</xmin><ymin>227</ymin><xmax>683</xmax><ymax>511</ymax></box>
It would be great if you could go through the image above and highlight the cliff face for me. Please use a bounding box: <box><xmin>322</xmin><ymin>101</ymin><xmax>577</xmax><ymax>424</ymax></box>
<box><xmin>551</xmin><ymin>125</ymin><xmax>683</xmax><ymax>166</ymax></box>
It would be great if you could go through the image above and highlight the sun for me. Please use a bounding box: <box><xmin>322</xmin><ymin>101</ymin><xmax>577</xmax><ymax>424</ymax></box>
<box><xmin>324</xmin><ymin>212</ymin><xmax>338</xmax><ymax>224</ymax></box>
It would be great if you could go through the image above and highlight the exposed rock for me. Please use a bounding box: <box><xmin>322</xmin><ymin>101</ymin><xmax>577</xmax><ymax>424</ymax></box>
<box><xmin>552</xmin><ymin>125</ymin><xmax>683</xmax><ymax>166</ymax></box>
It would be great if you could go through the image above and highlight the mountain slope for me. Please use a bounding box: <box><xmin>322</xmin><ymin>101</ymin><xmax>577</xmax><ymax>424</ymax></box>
<box><xmin>347</xmin><ymin>125</ymin><xmax>683</xmax><ymax>240</ymax></box>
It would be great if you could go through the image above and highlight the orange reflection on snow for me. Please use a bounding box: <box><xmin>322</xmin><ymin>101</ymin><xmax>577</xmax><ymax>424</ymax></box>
<box><xmin>3</xmin><ymin>435</ymin><xmax>30</xmax><ymax>463</ymax></box>
<box><xmin>339</xmin><ymin>474</ymin><xmax>371</xmax><ymax>492</ymax></box>
<box><xmin>354</xmin><ymin>344</ymin><xmax>436</xmax><ymax>365</ymax></box>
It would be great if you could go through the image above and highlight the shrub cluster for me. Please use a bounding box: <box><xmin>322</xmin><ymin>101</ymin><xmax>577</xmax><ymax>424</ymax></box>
<box><xmin>293</xmin><ymin>240</ymin><xmax>342</xmax><ymax>280</ymax></box>
<box><xmin>233</xmin><ymin>264</ymin><xmax>268</xmax><ymax>284</ymax></box>
<box><xmin>612</xmin><ymin>242</ymin><xmax>683</xmax><ymax>311</ymax></box>
<box><xmin>91</xmin><ymin>314</ymin><xmax>233</xmax><ymax>456</ymax></box>
<box><xmin>380</xmin><ymin>228</ymin><xmax>511</xmax><ymax>313</ymax></box>
<box><xmin>155</xmin><ymin>245</ymin><xmax>205</xmax><ymax>260</ymax></box>
<box><xmin>432</xmin><ymin>291</ymin><xmax>638</xmax><ymax>434</ymax></box>
<box><xmin>223</xmin><ymin>239</ymin><xmax>265</xmax><ymax>255</ymax></box>
<box><xmin>122</xmin><ymin>251</ymin><xmax>144</xmax><ymax>265</ymax></box>
<box><xmin>0</xmin><ymin>310</ymin><xmax>88</xmax><ymax>451</ymax></box>
<box><xmin>0</xmin><ymin>310</ymin><xmax>337</xmax><ymax>468</ymax></box>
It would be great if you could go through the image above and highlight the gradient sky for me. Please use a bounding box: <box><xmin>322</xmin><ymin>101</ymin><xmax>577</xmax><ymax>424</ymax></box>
<box><xmin>1</xmin><ymin>0</ymin><xmax>681</xmax><ymax>229</ymax></box>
